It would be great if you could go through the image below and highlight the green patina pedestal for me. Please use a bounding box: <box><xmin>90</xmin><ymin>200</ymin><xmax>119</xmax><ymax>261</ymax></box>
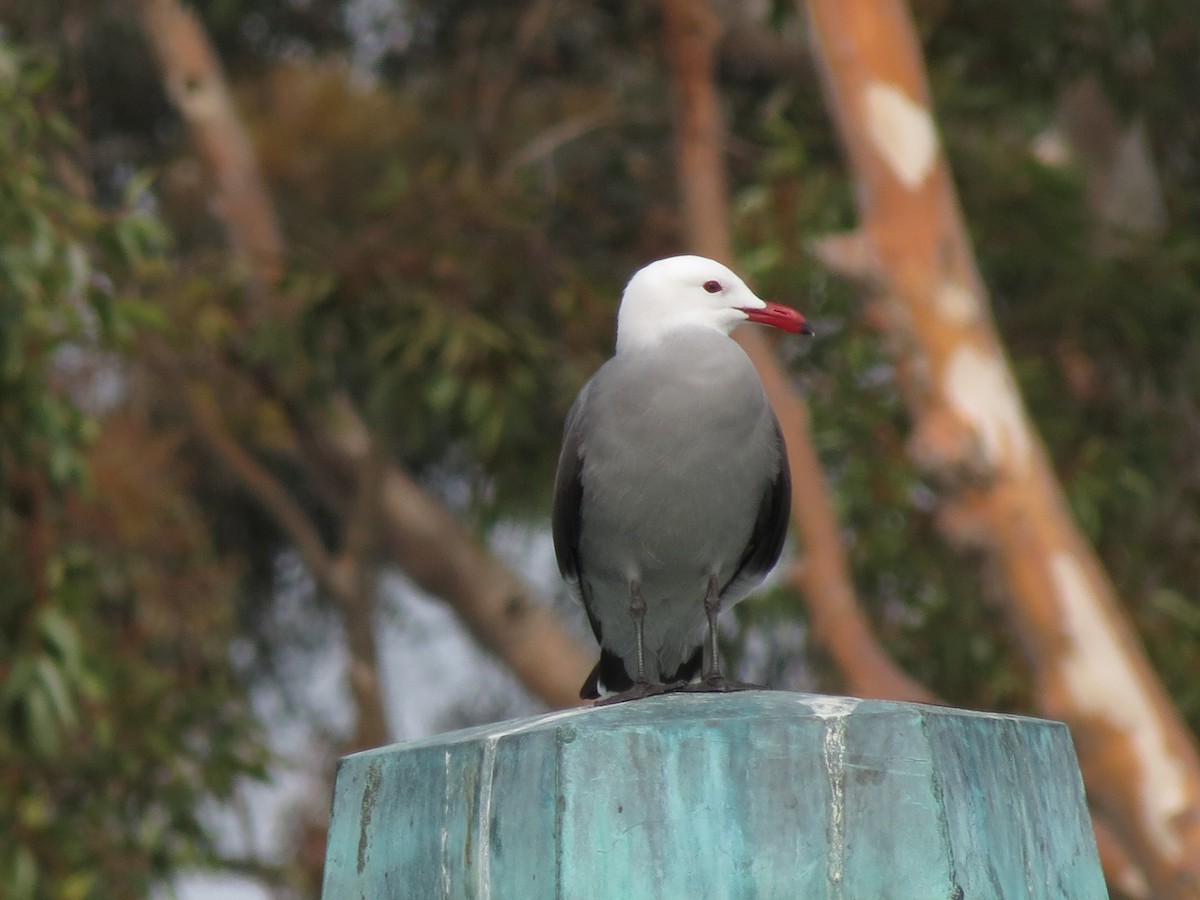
<box><xmin>320</xmin><ymin>691</ymin><xmax>1108</xmax><ymax>899</ymax></box>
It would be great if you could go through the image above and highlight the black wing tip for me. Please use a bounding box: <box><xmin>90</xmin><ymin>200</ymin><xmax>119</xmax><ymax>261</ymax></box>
<box><xmin>578</xmin><ymin>646</ymin><xmax>703</xmax><ymax>700</ymax></box>
<box><xmin>551</xmin><ymin>425</ymin><xmax>585</xmax><ymax>585</ymax></box>
<box><xmin>579</xmin><ymin>670</ymin><xmax>600</xmax><ymax>700</ymax></box>
<box><xmin>671</xmin><ymin>645</ymin><xmax>703</xmax><ymax>684</ymax></box>
<box><xmin>579</xmin><ymin>648</ymin><xmax>632</xmax><ymax>699</ymax></box>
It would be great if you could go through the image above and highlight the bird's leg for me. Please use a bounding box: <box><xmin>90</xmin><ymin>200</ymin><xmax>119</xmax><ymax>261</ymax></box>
<box><xmin>593</xmin><ymin>581</ymin><xmax>677</xmax><ymax>705</ymax></box>
<box><xmin>678</xmin><ymin>574</ymin><xmax>766</xmax><ymax>694</ymax></box>
<box><xmin>630</xmin><ymin>579</ymin><xmax>648</xmax><ymax>684</ymax></box>
<box><xmin>703</xmin><ymin>574</ymin><xmax>723</xmax><ymax>682</ymax></box>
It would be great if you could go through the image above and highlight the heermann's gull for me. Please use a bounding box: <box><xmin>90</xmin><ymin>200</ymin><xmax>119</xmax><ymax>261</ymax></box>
<box><xmin>552</xmin><ymin>255</ymin><xmax>812</xmax><ymax>702</ymax></box>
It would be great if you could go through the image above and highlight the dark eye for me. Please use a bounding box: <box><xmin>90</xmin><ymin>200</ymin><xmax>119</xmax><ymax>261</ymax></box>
<box><xmin>703</xmin><ymin>280</ymin><xmax>722</xmax><ymax>293</ymax></box>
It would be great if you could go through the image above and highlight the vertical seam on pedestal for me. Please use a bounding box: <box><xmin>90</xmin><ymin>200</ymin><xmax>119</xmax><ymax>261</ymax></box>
<box><xmin>474</xmin><ymin>708</ymin><xmax>594</xmax><ymax>900</ymax></box>
<box><xmin>808</xmin><ymin>697</ymin><xmax>858</xmax><ymax>900</ymax></box>
<box><xmin>821</xmin><ymin>712</ymin><xmax>847</xmax><ymax>900</ymax></box>
<box><xmin>441</xmin><ymin>748</ymin><xmax>452</xmax><ymax>899</ymax></box>
<box><xmin>922</xmin><ymin>714</ymin><xmax>962</xmax><ymax>898</ymax></box>
<box><xmin>555</xmin><ymin>727</ymin><xmax>566</xmax><ymax>899</ymax></box>
<box><xmin>477</xmin><ymin>734</ymin><xmax>501</xmax><ymax>900</ymax></box>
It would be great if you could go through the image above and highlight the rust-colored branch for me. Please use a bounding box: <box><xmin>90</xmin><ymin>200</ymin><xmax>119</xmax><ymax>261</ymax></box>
<box><xmin>661</xmin><ymin>0</ymin><xmax>728</xmax><ymax>261</ymax></box>
<box><xmin>134</xmin><ymin>0</ymin><xmax>285</xmax><ymax>291</ymax></box>
<box><xmin>661</xmin><ymin>0</ymin><xmax>931</xmax><ymax>703</ymax></box>
<box><xmin>334</xmin><ymin>444</ymin><xmax>389</xmax><ymax>752</ymax></box>
<box><xmin>186</xmin><ymin>384</ymin><xmax>390</xmax><ymax>749</ymax></box>
<box><xmin>184</xmin><ymin>385</ymin><xmax>335</xmax><ymax>584</ymax></box>
<box><xmin>762</xmin><ymin>360</ymin><xmax>935</xmax><ymax>704</ymax></box>
<box><xmin>1093</xmin><ymin>811</ymin><xmax>1152</xmax><ymax>899</ymax></box>
<box><xmin>804</xmin><ymin>0</ymin><xmax>1200</xmax><ymax>892</ymax></box>
<box><xmin>309</xmin><ymin>399</ymin><xmax>593</xmax><ymax>710</ymax></box>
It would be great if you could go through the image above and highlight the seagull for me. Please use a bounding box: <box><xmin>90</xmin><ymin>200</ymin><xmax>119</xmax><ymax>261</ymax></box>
<box><xmin>552</xmin><ymin>255</ymin><xmax>812</xmax><ymax>702</ymax></box>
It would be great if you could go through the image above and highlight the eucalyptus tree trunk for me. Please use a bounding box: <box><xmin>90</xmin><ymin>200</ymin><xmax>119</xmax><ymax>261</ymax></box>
<box><xmin>803</xmin><ymin>0</ymin><xmax>1200</xmax><ymax>893</ymax></box>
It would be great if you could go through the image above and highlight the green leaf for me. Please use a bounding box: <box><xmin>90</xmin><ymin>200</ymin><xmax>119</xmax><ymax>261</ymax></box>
<box><xmin>25</xmin><ymin>684</ymin><xmax>59</xmax><ymax>756</ymax></box>
<box><xmin>114</xmin><ymin>297</ymin><xmax>168</xmax><ymax>330</ymax></box>
<box><xmin>2</xmin><ymin>656</ymin><xmax>35</xmax><ymax>707</ymax></box>
<box><xmin>426</xmin><ymin>372</ymin><xmax>459</xmax><ymax>411</ymax></box>
<box><xmin>33</xmin><ymin>655</ymin><xmax>78</xmax><ymax>730</ymax></box>
<box><xmin>8</xmin><ymin>844</ymin><xmax>37</xmax><ymax>900</ymax></box>
<box><xmin>17</xmin><ymin>795</ymin><xmax>50</xmax><ymax>829</ymax></box>
<box><xmin>122</xmin><ymin>169</ymin><xmax>158</xmax><ymax>206</ymax></box>
<box><xmin>64</xmin><ymin>241</ymin><xmax>90</xmax><ymax>298</ymax></box>
<box><xmin>59</xmin><ymin>873</ymin><xmax>97</xmax><ymax>900</ymax></box>
<box><xmin>47</xmin><ymin>441</ymin><xmax>81</xmax><ymax>487</ymax></box>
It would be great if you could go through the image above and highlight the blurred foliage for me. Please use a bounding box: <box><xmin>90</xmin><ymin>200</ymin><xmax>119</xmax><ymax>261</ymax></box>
<box><xmin>1</xmin><ymin>0</ymin><xmax>1199</xmax><ymax>894</ymax></box>
<box><xmin>922</xmin><ymin>0</ymin><xmax>1200</xmax><ymax>720</ymax></box>
<box><xmin>0</xmin><ymin>42</ymin><xmax>267</xmax><ymax>899</ymax></box>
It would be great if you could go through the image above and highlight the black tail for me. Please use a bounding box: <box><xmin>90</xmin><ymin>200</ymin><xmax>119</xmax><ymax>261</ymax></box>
<box><xmin>580</xmin><ymin>648</ymin><xmax>630</xmax><ymax>699</ymax></box>
<box><xmin>579</xmin><ymin>645</ymin><xmax>703</xmax><ymax>700</ymax></box>
<box><xmin>670</xmin><ymin>644</ymin><xmax>704</xmax><ymax>685</ymax></box>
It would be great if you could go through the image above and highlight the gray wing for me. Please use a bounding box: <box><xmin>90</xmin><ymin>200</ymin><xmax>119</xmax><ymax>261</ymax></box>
<box><xmin>722</xmin><ymin>416</ymin><xmax>791</xmax><ymax>599</ymax></box>
<box><xmin>552</xmin><ymin>384</ymin><xmax>608</xmax><ymax>645</ymax></box>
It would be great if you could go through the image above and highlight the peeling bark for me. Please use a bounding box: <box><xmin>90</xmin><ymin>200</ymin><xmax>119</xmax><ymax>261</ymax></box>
<box><xmin>804</xmin><ymin>1</ymin><xmax>1200</xmax><ymax>892</ymax></box>
<box><xmin>661</xmin><ymin>0</ymin><xmax>931</xmax><ymax>704</ymax></box>
<box><xmin>134</xmin><ymin>0</ymin><xmax>285</xmax><ymax>293</ymax></box>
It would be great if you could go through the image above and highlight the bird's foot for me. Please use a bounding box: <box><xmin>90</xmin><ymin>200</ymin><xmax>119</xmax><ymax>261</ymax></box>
<box><xmin>677</xmin><ymin>675</ymin><xmax>767</xmax><ymax>694</ymax></box>
<box><xmin>593</xmin><ymin>680</ymin><xmax>676</xmax><ymax>706</ymax></box>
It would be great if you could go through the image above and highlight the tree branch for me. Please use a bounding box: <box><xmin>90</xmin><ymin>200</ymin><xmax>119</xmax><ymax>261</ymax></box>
<box><xmin>308</xmin><ymin>397</ymin><xmax>593</xmax><ymax>710</ymax></box>
<box><xmin>185</xmin><ymin>379</ymin><xmax>390</xmax><ymax>749</ymax></box>
<box><xmin>183</xmin><ymin>384</ymin><xmax>335</xmax><ymax>586</ymax></box>
<box><xmin>808</xmin><ymin>230</ymin><xmax>878</xmax><ymax>283</ymax></box>
<box><xmin>134</xmin><ymin>0</ymin><xmax>285</xmax><ymax>294</ymax></box>
<box><xmin>332</xmin><ymin>441</ymin><xmax>388</xmax><ymax>752</ymax></box>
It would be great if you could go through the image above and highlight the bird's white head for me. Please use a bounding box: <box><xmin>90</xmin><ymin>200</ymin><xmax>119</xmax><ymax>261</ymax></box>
<box><xmin>615</xmin><ymin>255</ymin><xmax>811</xmax><ymax>352</ymax></box>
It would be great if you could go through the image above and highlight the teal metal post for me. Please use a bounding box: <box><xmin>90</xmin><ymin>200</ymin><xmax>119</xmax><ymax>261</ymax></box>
<box><xmin>321</xmin><ymin>691</ymin><xmax>1108</xmax><ymax>899</ymax></box>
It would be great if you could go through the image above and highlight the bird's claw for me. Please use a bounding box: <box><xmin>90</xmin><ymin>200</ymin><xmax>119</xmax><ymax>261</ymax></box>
<box><xmin>593</xmin><ymin>681</ymin><xmax>678</xmax><ymax>706</ymax></box>
<box><xmin>677</xmin><ymin>676</ymin><xmax>766</xmax><ymax>694</ymax></box>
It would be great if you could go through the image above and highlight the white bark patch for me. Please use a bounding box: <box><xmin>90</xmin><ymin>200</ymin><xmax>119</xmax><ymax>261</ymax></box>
<box><xmin>943</xmin><ymin>346</ymin><xmax>1032</xmax><ymax>470</ymax></box>
<box><xmin>864</xmin><ymin>82</ymin><xmax>938</xmax><ymax>189</ymax></box>
<box><xmin>1051</xmin><ymin>553</ymin><xmax>1188</xmax><ymax>858</ymax></box>
<box><xmin>935</xmin><ymin>281</ymin><xmax>981</xmax><ymax>324</ymax></box>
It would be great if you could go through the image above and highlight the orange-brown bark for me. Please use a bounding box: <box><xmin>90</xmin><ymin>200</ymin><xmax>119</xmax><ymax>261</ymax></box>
<box><xmin>1093</xmin><ymin>812</ymin><xmax>1152</xmax><ymax>899</ymax></box>
<box><xmin>135</xmin><ymin>0</ymin><xmax>285</xmax><ymax>292</ymax></box>
<box><xmin>661</xmin><ymin>0</ymin><xmax>932</xmax><ymax>703</ymax></box>
<box><xmin>804</xmin><ymin>0</ymin><xmax>1200</xmax><ymax>892</ymax></box>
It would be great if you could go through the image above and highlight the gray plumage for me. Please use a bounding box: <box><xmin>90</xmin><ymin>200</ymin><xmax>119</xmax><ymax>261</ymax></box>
<box><xmin>552</xmin><ymin>256</ymin><xmax>809</xmax><ymax>700</ymax></box>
